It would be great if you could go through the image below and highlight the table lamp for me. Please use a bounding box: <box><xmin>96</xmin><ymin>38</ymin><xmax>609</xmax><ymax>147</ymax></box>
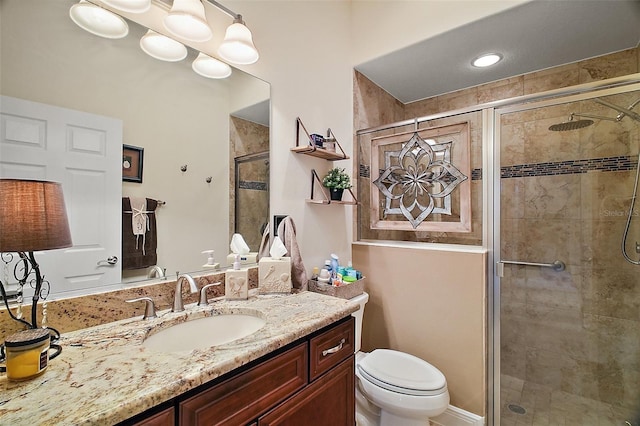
<box><xmin>0</xmin><ymin>179</ymin><xmax>72</xmax><ymax>329</ymax></box>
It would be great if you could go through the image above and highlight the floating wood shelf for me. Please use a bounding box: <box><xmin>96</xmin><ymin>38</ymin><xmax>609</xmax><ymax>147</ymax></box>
<box><xmin>306</xmin><ymin>169</ymin><xmax>357</xmax><ymax>205</ymax></box>
<box><xmin>291</xmin><ymin>117</ymin><xmax>349</xmax><ymax>161</ymax></box>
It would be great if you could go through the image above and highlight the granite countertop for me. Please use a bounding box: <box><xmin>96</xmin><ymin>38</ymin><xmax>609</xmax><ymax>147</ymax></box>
<box><xmin>0</xmin><ymin>291</ymin><xmax>358</xmax><ymax>425</ymax></box>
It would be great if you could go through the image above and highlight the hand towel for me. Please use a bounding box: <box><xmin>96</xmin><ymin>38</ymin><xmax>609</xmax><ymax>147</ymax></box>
<box><xmin>122</xmin><ymin>197</ymin><xmax>158</xmax><ymax>270</ymax></box>
<box><xmin>276</xmin><ymin>216</ymin><xmax>308</xmax><ymax>291</ymax></box>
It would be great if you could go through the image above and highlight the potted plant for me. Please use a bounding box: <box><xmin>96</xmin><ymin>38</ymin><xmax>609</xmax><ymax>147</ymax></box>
<box><xmin>322</xmin><ymin>167</ymin><xmax>352</xmax><ymax>201</ymax></box>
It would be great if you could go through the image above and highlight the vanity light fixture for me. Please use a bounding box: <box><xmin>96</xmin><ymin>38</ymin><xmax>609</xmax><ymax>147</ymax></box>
<box><xmin>192</xmin><ymin>52</ymin><xmax>232</xmax><ymax>79</ymax></box>
<box><xmin>140</xmin><ymin>29</ymin><xmax>188</xmax><ymax>62</ymax></box>
<box><xmin>100</xmin><ymin>0</ymin><xmax>151</xmax><ymax>13</ymax></box>
<box><xmin>69</xmin><ymin>0</ymin><xmax>129</xmax><ymax>39</ymax></box>
<box><xmin>206</xmin><ymin>0</ymin><xmax>259</xmax><ymax>65</ymax></box>
<box><xmin>472</xmin><ymin>53</ymin><xmax>503</xmax><ymax>68</ymax></box>
<box><xmin>164</xmin><ymin>0</ymin><xmax>213</xmax><ymax>43</ymax></box>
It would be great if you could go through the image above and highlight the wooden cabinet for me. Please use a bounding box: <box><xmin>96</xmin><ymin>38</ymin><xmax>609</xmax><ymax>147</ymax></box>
<box><xmin>258</xmin><ymin>357</ymin><xmax>354</xmax><ymax>426</ymax></box>
<box><xmin>130</xmin><ymin>407</ymin><xmax>174</xmax><ymax>426</ymax></box>
<box><xmin>179</xmin><ymin>343</ymin><xmax>307</xmax><ymax>425</ymax></box>
<box><xmin>124</xmin><ymin>316</ymin><xmax>355</xmax><ymax>426</ymax></box>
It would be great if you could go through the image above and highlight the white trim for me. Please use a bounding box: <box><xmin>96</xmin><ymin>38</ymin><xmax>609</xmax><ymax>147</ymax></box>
<box><xmin>431</xmin><ymin>405</ymin><xmax>484</xmax><ymax>426</ymax></box>
<box><xmin>352</xmin><ymin>240</ymin><xmax>487</xmax><ymax>254</ymax></box>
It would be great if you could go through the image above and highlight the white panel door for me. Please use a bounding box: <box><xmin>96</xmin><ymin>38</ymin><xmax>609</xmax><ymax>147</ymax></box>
<box><xmin>0</xmin><ymin>96</ymin><xmax>122</xmax><ymax>298</ymax></box>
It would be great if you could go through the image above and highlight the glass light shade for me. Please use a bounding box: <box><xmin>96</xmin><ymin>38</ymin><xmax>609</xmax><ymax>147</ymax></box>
<box><xmin>192</xmin><ymin>53</ymin><xmax>232</xmax><ymax>79</ymax></box>
<box><xmin>69</xmin><ymin>0</ymin><xmax>129</xmax><ymax>39</ymax></box>
<box><xmin>0</xmin><ymin>179</ymin><xmax>72</xmax><ymax>252</ymax></box>
<box><xmin>140</xmin><ymin>30</ymin><xmax>188</xmax><ymax>62</ymax></box>
<box><xmin>101</xmin><ymin>0</ymin><xmax>151</xmax><ymax>13</ymax></box>
<box><xmin>163</xmin><ymin>0</ymin><xmax>212</xmax><ymax>42</ymax></box>
<box><xmin>472</xmin><ymin>53</ymin><xmax>502</xmax><ymax>68</ymax></box>
<box><xmin>218</xmin><ymin>22</ymin><xmax>259</xmax><ymax>65</ymax></box>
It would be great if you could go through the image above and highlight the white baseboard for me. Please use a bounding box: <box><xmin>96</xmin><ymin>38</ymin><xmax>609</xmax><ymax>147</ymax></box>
<box><xmin>431</xmin><ymin>405</ymin><xmax>484</xmax><ymax>426</ymax></box>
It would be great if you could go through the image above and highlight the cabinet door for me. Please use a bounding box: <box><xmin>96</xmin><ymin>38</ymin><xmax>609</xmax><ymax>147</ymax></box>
<box><xmin>179</xmin><ymin>343</ymin><xmax>307</xmax><ymax>426</ymax></box>
<box><xmin>258</xmin><ymin>356</ymin><xmax>354</xmax><ymax>426</ymax></box>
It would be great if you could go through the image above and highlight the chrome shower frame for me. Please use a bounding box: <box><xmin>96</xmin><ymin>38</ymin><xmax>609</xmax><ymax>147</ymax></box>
<box><xmin>491</xmin><ymin>76</ymin><xmax>640</xmax><ymax>425</ymax></box>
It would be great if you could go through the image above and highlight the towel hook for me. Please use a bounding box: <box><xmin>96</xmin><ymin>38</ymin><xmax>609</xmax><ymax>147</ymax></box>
<box><xmin>180</xmin><ymin>165</ymin><xmax>187</xmax><ymax>172</ymax></box>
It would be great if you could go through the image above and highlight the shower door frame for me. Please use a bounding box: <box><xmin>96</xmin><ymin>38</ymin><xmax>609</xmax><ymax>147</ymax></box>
<box><xmin>488</xmin><ymin>77</ymin><xmax>640</xmax><ymax>425</ymax></box>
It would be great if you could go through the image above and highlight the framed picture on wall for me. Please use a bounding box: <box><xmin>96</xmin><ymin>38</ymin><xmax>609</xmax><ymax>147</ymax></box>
<box><xmin>122</xmin><ymin>144</ymin><xmax>144</xmax><ymax>183</ymax></box>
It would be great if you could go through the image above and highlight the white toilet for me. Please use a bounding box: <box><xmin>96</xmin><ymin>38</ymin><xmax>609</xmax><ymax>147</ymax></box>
<box><xmin>351</xmin><ymin>292</ymin><xmax>450</xmax><ymax>426</ymax></box>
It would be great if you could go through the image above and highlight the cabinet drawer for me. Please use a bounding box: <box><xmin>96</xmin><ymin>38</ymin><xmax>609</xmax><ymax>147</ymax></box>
<box><xmin>309</xmin><ymin>317</ymin><xmax>354</xmax><ymax>381</ymax></box>
<box><xmin>179</xmin><ymin>342</ymin><xmax>308</xmax><ymax>426</ymax></box>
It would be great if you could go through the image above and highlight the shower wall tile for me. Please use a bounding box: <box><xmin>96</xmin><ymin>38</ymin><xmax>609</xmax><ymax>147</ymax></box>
<box><xmin>578</xmin><ymin>48</ymin><xmax>639</xmax><ymax>83</ymax></box>
<box><xmin>436</xmin><ymin>88</ymin><xmax>479</xmax><ymax>112</ymax></box>
<box><xmin>354</xmin><ymin>71</ymin><xmax>404</xmax><ymax>130</ymax></box>
<box><xmin>582</xmin><ymin>265</ymin><xmax>640</xmax><ymax>322</ymax></box>
<box><xmin>477</xmin><ymin>76</ymin><xmax>524</xmax><ymax>105</ymax></box>
<box><xmin>523</xmin><ymin>64</ymin><xmax>581</xmax><ymax>95</ymax></box>
<box><xmin>580</xmin><ymin>218</ymin><xmax>629</xmax><ymax>266</ymax></box>
<box><xmin>579</xmin><ymin>169</ymin><xmax>636</xmax><ymax>221</ymax></box>
<box><xmin>523</xmin><ymin>119</ymin><xmax>582</xmax><ymax>163</ymax></box>
<box><xmin>522</xmin><ymin>218</ymin><xmax>581</xmax><ymax>266</ymax></box>
<box><xmin>523</xmin><ymin>174</ymin><xmax>581</xmax><ymax>219</ymax></box>
<box><xmin>500</xmin><ymin>122</ymin><xmax>526</xmax><ymax>167</ymax></box>
<box><xmin>500</xmin><ymin>177</ymin><xmax>525</xmax><ymax>220</ymax></box>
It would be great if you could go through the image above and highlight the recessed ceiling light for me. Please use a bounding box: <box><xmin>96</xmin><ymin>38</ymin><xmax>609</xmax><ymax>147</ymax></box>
<box><xmin>472</xmin><ymin>53</ymin><xmax>503</xmax><ymax>68</ymax></box>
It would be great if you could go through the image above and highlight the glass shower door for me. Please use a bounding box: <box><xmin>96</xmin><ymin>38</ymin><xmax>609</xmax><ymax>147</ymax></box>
<box><xmin>495</xmin><ymin>86</ymin><xmax>640</xmax><ymax>425</ymax></box>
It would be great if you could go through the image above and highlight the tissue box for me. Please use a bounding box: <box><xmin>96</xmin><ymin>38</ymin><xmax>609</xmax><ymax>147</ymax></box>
<box><xmin>226</xmin><ymin>252</ymin><xmax>258</xmax><ymax>266</ymax></box>
<box><xmin>258</xmin><ymin>257</ymin><xmax>292</xmax><ymax>294</ymax></box>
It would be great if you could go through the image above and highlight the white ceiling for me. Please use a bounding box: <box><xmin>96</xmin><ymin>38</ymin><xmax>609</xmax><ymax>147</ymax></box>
<box><xmin>355</xmin><ymin>0</ymin><xmax>640</xmax><ymax>104</ymax></box>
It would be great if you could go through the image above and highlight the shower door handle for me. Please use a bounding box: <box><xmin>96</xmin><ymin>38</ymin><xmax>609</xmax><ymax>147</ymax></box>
<box><xmin>496</xmin><ymin>259</ymin><xmax>565</xmax><ymax>277</ymax></box>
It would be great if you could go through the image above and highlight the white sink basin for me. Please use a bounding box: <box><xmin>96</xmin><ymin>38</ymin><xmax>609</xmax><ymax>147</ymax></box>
<box><xmin>142</xmin><ymin>314</ymin><xmax>266</xmax><ymax>352</ymax></box>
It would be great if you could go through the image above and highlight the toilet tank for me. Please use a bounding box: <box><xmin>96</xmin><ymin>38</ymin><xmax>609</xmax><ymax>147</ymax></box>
<box><xmin>350</xmin><ymin>292</ymin><xmax>369</xmax><ymax>353</ymax></box>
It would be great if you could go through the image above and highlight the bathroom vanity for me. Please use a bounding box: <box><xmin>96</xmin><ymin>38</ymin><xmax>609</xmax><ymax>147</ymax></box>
<box><xmin>0</xmin><ymin>292</ymin><xmax>358</xmax><ymax>425</ymax></box>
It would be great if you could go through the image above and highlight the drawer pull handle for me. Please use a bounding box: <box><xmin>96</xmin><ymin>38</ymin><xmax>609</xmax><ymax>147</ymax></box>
<box><xmin>322</xmin><ymin>338</ymin><xmax>346</xmax><ymax>356</ymax></box>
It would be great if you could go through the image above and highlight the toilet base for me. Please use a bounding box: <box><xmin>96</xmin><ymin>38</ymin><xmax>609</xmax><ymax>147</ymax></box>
<box><xmin>380</xmin><ymin>410</ymin><xmax>430</xmax><ymax>426</ymax></box>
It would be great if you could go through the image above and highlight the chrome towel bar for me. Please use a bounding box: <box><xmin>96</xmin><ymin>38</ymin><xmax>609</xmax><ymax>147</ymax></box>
<box><xmin>496</xmin><ymin>259</ymin><xmax>565</xmax><ymax>277</ymax></box>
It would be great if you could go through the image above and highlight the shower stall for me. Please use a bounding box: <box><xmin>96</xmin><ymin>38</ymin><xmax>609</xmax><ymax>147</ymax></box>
<box><xmin>492</xmin><ymin>81</ymin><xmax>640</xmax><ymax>425</ymax></box>
<box><xmin>355</xmin><ymin>73</ymin><xmax>640</xmax><ymax>425</ymax></box>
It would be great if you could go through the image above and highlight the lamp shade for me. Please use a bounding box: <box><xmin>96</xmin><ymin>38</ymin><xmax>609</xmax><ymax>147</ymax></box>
<box><xmin>192</xmin><ymin>52</ymin><xmax>232</xmax><ymax>79</ymax></box>
<box><xmin>69</xmin><ymin>0</ymin><xmax>129</xmax><ymax>39</ymax></box>
<box><xmin>0</xmin><ymin>179</ymin><xmax>72</xmax><ymax>252</ymax></box>
<box><xmin>163</xmin><ymin>0</ymin><xmax>212</xmax><ymax>42</ymax></box>
<box><xmin>217</xmin><ymin>21</ymin><xmax>259</xmax><ymax>65</ymax></box>
<box><xmin>101</xmin><ymin>0</ymin><xmax>151</xmax><ymax>13</ymax></box>
<box><xmin>140</xmin><ymin>30</ymin><xmax>188</xmax><ymax>62</ymax></box>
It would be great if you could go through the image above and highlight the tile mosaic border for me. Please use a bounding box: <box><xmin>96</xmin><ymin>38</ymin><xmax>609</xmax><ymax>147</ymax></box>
<box><xmin>467</xmin><ymin>155</ymin><xmax>637</xmax><ymax>181</ymax></box>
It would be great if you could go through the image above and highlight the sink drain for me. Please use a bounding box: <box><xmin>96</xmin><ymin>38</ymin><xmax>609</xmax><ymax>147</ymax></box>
<box><xmin>508</xmin><ymin>404</ymin><xmax>526</xmax><ymax>415</ymax></box>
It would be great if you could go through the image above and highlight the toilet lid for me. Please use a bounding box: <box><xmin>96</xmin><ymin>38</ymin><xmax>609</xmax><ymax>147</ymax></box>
<box><xmin>358</xmin><ymin>349</ymin><xmax>447</xmax><ymax>396</ymax></box>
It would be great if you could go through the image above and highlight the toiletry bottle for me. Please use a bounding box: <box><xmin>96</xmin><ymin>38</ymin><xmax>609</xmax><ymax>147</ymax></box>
<box><xmin>324</xmin><ymin>260</ymin><xmax>332</xmax><ymax>275</ymax></box>
<box><xmin>330</xmin><ymin>254</ymin><xmax>339</xmax><ymax>283</ymax></box>
<box><xmin>311</xmin><ymin>266</ymin><xmax>319</xmax><ymax>281</ymax></box>
<box><xmin>225</xmin><ymin>254</ymin><xmax>249</xmax><ymax>300</ymax></box>
<box><xmin>202</xmin><ymin>250</ymin><xmax>220</xmax><ymax>269</ymax></box>
<box><xmin>345</xmin><ymin>260</ymin><xmax>357</xmax><ymax>278</ymax></box>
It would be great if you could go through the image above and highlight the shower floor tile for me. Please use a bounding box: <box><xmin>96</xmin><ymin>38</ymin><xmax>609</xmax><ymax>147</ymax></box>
<box><xmin>500</xmin><ymin>374</ymin><xmax>636</xmax><ymax>426</ymax></box>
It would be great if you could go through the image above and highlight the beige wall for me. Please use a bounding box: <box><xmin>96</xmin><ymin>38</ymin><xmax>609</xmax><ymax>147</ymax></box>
<box><xmin>353</xmin><ymin>242</ymin><xmax>487</xmax><ymax>415</ymax></box>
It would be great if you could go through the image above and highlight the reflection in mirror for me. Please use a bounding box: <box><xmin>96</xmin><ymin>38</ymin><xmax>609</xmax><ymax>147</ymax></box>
<box><xmin>0</xmin><ymin>0</ymin><xmax>270</xmax><ymax>299</ymax></box>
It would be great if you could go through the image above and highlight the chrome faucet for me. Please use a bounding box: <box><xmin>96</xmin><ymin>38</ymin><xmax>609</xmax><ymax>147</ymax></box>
<box><xmin>173</xmin><ymin>273</ymin><xmax>198</xmax><ymax>312</ymax></box>
<box><xmin>146</xmin><ymin>265</ymin><xmax>166</xmax><ymax>279</ymax></box>
<box><xmin>198</xmin><ymin>282</ymin><xmax>222</xmax><ymax>306</ymax></box>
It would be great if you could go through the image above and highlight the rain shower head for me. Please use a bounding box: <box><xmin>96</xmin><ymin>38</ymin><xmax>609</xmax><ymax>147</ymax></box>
<box><xmin>549</xmin><ymin>117</ymin><xmax>594</xmax><ymax>131</ymax></box>
<box><xmin>549</xmin><ymin>112</ymin><xmax>595</xmax><ymax>132</ymax></box>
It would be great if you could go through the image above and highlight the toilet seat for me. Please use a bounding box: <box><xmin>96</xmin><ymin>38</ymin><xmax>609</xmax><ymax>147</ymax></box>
<box><xmin>357</xmin><ymin>349</ymin><xmax>447</xmax><ymax>396</ymax></box>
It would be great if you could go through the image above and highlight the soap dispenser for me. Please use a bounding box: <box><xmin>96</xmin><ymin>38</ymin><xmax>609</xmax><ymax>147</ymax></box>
<box><xmin>225</xmin><ymin>254</ymin><xmax>248</xmax><ymax>300</ymax></box>
<box><xmin>202</xmin><ymin>250</ymin><xmax>220</xmax><ymax>269</ymax></box>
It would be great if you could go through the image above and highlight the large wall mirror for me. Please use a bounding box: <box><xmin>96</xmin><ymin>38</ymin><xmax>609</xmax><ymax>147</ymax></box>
<box><xmin>0</xmin><ymin>0</ymin><xmax>270</xmax><ymax>299</ymax></box>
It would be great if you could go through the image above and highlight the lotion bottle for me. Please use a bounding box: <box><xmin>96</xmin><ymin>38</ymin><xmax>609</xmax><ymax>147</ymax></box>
<box><xmin>202</xmin><ymin>250</ymin><xmax>220</xmax><ymax>269</ymax></box>
<box><xmin>225</xmin><ymin>254</ymin><xmax>248</xmax><ymax>300</ymax></box>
